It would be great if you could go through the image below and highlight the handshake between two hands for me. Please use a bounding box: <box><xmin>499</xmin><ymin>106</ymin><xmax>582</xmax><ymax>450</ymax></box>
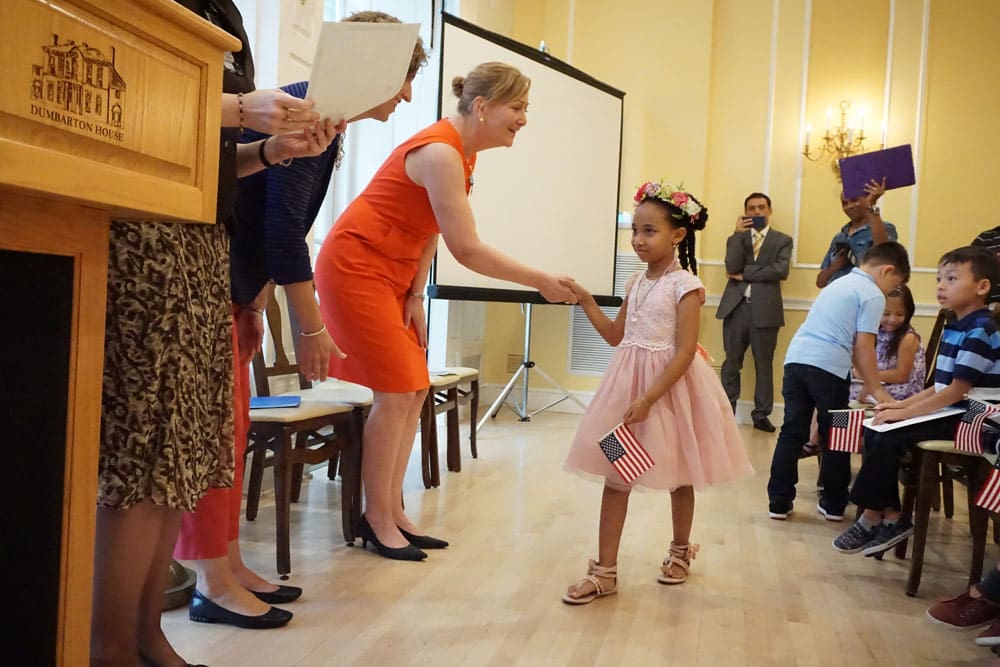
<box><xmin>552</xmin><ymin>276</ymin><xmax>582</xmax><ymax>305</ymax></box>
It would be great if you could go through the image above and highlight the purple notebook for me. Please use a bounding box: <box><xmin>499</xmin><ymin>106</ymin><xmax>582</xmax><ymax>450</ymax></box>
<box><xmin>839</xmin><ymin>144</ymin><xmax>916</xmax><ymax>199</ymax></box>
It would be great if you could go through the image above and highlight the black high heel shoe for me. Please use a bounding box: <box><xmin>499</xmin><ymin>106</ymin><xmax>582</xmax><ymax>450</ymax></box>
<box><xmin>358</xmin><ymin>515</ymin><xmax>427</xmax><ymax>561</ymax></box>
<box><xmin>398</xmin><ymin>526</ymin><xmax>449</xmax><ymax>549</ymax></box>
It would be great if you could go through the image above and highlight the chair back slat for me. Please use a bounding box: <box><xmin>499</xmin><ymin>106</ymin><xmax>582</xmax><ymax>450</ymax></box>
<box><xmin>251</xmin><ymin>294</ymin><xmax>310</xmax><ymax>397</ymax></box>
<box><xmin>923</xmin><ymin>309</ymin><xmax>949</xmax><ymax>389</ymax></box>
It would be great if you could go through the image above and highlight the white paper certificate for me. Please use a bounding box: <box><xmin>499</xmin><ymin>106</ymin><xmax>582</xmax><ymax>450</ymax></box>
<box><xmin>305</xmin><ymin>22</ymin><xmax>420</xmax><ymax>123</ymax></box>
<box><xmin>862</xmin><ymin>406</ymin><xmax>965</xmax><ymax>432</ymax></box>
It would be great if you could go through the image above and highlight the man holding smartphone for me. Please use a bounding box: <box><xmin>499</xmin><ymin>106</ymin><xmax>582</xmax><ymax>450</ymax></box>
<box><xmin>816</xmin><ymin>179</ymin><xmax>895</xmax><ymax>288</ymax></box>
<box><xmin>716</xmin><ymin>192</ymin><xmax>793</xmax><ymax>432</ymax></box>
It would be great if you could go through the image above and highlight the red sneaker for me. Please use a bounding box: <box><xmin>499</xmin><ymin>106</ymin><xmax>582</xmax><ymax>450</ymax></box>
<box><xmin>927</xmin><ymin>591</ymin><xmax>1000</xmax><ymax>630</ymax></box>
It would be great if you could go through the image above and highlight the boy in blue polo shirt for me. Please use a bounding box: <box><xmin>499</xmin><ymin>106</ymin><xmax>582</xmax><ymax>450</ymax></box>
<box><xmin>767</xmin><ymin>242</ymin><xmax>910</xmax><ymax>521</ymax></box>
<box><xmin>833</xmin><ymin>245</ymin><xmax>1000</xmax><ymax>555</ymax></box>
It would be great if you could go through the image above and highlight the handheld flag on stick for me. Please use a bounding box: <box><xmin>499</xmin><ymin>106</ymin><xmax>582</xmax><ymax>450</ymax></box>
<box><xmin>598</xmin><ymin>422</ymin><xmax>655</xmax><ymax>484</ymax></box>
<box><xmin>955</xmin><ymin>398</ymin><xmax>1000</xmax><ymax>454</ymax></box>
<box><xmin>828</xmin><ymin>409</ymin><xmax>866</xmax><ymax>453</ymax></box>
<box><xmin>975</xmin><ymin>457</ymin><xmax>1000</xmax><ymax>513</ymax></box>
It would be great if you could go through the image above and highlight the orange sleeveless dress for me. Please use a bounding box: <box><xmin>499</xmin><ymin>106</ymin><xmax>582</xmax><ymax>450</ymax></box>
<box><xmin>314</xmin><ymin>119</ymin><xmax>475</xmax><ymax>392</ymax></box>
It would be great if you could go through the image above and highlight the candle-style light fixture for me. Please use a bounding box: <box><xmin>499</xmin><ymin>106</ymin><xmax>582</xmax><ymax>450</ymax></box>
<box><xmin>802</xmin><ymin>99</ymin><xmax>885</xmax><ymax>178</ymax></box>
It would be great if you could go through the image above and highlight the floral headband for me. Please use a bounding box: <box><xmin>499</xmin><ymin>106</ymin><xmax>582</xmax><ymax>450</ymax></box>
<box><xmin>633</xmin><ymin>180</ymin><xmax>704</xmax><ymax>223</ymax></box>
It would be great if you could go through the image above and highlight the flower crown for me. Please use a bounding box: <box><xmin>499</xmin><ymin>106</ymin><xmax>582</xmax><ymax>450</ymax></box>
<box><xmin>633</xmin><ymin>180</ymin><xmax>704</xmax><ymax>223</ymax></box>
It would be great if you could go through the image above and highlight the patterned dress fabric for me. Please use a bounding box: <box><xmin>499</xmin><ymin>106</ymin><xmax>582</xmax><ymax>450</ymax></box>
<box><xmin>564</xmin><ymin>270</ymin><xmax>754</xmax><ymax>490</ymax></box>
<box><xmin>99</xmin><ymin>222</ymin><xmax>234</xmax><ymax>511</ymax></box>
<box><xmin>848</xmin><ymin>326</ymin><xmax>926</xmax><ymax>402</ymax></box>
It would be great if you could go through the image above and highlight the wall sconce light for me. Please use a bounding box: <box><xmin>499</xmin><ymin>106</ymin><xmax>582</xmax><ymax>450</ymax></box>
<box><xmin>802</xmin><ymin>100</ymin><xmax>885</xmax><ymax>178</ymax></box>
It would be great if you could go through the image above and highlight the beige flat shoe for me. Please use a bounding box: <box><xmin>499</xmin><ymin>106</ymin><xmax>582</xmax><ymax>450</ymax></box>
<box><xmin>562</xmin><ymin>559</ymin><xmax>618</xmax><ymax>605</ymax></box>
<box><xmin>658</xmin><ymin>542</ymin><xmax>699</xmax><ymax>585</ymax></box>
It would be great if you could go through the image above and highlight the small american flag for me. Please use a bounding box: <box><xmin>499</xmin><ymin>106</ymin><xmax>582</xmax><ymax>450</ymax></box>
<box><xmin>975</xmin><ymin>459</ymin><xmax>1000</xmax><ymax>512</ymax></box>
<box><xmin>598</xmin><ymin>422</ymin><xmax>655</xmax><ymax>484</ymax></box>
<box><xmin>828</xmin><ymin>409</ymin><xmax>866</xmax><ymax>453</ymax></box>
<box><xmin>955</xmin><ymin>398</ymin><xmax>1000</xmax><ymax>453</ymax></box>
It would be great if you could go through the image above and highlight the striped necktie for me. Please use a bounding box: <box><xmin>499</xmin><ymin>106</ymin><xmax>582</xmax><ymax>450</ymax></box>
<box><xmin>751</xmin><ymin>230</ymin><xmax>764</xmax><ymax>260</ymax></box>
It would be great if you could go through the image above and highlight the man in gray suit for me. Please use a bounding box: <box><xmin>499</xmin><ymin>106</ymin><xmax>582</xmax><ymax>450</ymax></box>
<box><xmin>715</xmin><ymin>192</ymin><xmax>792</xmax><ymax>432</ymax></box>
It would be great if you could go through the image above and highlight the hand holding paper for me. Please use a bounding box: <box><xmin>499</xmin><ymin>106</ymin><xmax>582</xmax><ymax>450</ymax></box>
<box><xmin>241</xmin><ymin>89</ymin><xmax>320</xmax><ymax>134</ymax></box>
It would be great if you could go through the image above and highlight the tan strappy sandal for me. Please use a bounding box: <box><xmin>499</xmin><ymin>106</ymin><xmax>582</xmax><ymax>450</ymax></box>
<box><xmin>658</xmin><ymin>541</ymin><xmax>700</xmax><ymax>585</ymax></box>
<box><xmin>562</xmin><ymin>559</ymin><xmax>618</xmax><ymax>605</ymax></box>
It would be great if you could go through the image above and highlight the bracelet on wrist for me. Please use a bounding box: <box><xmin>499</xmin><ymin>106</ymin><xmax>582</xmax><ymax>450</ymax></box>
<box><xmin>300</xmin><ymin>324</ymin><xmax>327</xmax><ymax>337</ymax></box>
<box><xmin>258</xmin><ymin>137</ymin><xmax>276</xmax><ymax>168</ymax></box>
<box><xmin>409</xmin><ymin>292</ymin><xmax>425</xmax><ymax>300</ymax></box>
<box><xmin>638</xmin><ymin>396</ymin><xmax>650</xmax><ymax>407</ymax></box>
<box><xmin>244</xmin><ymin>306</ymin><xmax>264</xmax><ymax>316</ymax></box>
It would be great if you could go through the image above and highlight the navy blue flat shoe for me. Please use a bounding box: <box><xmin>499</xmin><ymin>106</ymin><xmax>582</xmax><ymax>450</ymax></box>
<box><xmin>189</xmin><ymin>590</ymin><xmax>292</xmax><ymax>629</ymax></box>
<box><xmin>251</xmin><ymin>584</ymin><xmax>302</xmax><ymax>604</ymax></box>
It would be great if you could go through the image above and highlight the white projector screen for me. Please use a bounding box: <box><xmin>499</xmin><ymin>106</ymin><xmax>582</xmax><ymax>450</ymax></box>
<box><xmin>430</xmin><ymin>13</ymin><xmax>623</xmax><ymax>302</ymax></box>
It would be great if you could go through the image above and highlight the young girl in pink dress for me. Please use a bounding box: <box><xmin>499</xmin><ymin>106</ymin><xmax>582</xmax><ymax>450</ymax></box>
<box><xmin>561</xmin><ymin>181</ymin><xmax>753</xmax><ymax>605</ymax></box>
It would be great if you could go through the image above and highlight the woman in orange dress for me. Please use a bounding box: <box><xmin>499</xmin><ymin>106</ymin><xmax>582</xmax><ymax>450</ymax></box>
<box><xmin>314</xmin><ymin>62</ymin><xmax>575</xmax><ymax>561</ymax></box>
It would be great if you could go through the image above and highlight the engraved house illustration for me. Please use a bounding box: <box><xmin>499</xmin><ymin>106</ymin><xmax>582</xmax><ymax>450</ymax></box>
<box><xmin>32</xmin><ymin>33</ymin><xmax>126</xmax><ymax>127</ymax></box>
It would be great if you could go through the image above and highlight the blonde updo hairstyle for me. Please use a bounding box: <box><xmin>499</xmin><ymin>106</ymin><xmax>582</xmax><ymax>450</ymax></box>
<box><xmin>451</xmin><ymin>62</ymin><xmax>530</xmax><ymax>116</ymax></box>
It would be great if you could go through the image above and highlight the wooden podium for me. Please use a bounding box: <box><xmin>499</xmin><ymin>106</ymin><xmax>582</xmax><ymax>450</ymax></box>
<box><xmin>0</xmin><ymin>1</ymin><xmax>239</xmax><ymax>663</ymax></box>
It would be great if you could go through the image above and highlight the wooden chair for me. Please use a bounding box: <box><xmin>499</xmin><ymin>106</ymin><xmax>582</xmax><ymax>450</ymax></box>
<box><xmin>307</xmin><ymin>378</ymin><xmax>374</xmax><ymax>485</ymax></box>
<box><xmin>903</xmin><ymin>441</ymin><xmax>993</xmax><ymax>597</ymax></box>
<box><xmin>420</xmin><ymin>367</ymin><xmax>480</xmax><ymax>489</ymax></box>
<box><xmin>245</xmin><ymin>297</ymin><xmax>368</xmax><ymax>577</ymax></box>
<box><xmin>922</xmin><ymin>308</ymin><xmax>949</xmax><ymax>390</ymax></box>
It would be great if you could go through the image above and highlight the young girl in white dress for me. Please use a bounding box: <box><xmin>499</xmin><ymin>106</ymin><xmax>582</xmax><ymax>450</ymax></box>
<box><xmin>561</xmin><ymin>181</ymin><xmax>753</xmax><ymax>605</ymax></box>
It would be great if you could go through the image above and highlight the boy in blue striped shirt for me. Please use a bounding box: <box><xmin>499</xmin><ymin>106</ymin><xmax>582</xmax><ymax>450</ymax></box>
<box><xmin>834</xmin><ymin>246</ymin><xmax>1000</xmax><ymax>555</ymax></box>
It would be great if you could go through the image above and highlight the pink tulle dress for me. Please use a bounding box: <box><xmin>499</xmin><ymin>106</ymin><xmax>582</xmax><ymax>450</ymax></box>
<box><xmin>564</xmin><ymin>269</ymin><xmax>754</xmax><ymax>491</ymax></box>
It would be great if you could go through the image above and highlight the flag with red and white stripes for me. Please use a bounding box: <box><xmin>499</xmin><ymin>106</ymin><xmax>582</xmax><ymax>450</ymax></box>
<box><xmin>598</xmin><ymin>422</ymin><xmax>655</xmax><ymax>484</ymax></box>
<box><xmin>828</xmin><ymin>409</ymin><xmax>867</xmax><ymax>453</ymax></box>
<box><xmin>975</xmin><ymin>460</ymin><xmax>1000</xmax><ymax>512</ymax></box>
<box><xmin>955</xmin><ymin>398</ymin><xmax>1000</xmax><ymax>453</ymax></box>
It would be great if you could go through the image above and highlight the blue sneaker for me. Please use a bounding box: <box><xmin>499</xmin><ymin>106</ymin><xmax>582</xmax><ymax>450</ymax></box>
<box><xmin>862</xmin><ymin>520</ymin><xmax>914</xmax><ymax>557</ymax></box>
<box><xmin>832</xmin><ymin>520</ymin><xmax>879</xmax><ymax>553</ymax></box>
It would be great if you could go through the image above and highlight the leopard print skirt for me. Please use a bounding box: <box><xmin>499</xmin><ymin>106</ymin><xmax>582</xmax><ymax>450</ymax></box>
<box><xmin>98</xmin><ymin>221</ymin><xmax>235</xmax><ymax>511</ymax></box>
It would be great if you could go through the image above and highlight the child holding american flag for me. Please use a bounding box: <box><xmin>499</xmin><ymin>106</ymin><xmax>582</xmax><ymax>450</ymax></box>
<box><xmin>560</xmin><ymin>182</ymin><xmax>752</xmax><ymax>605</ymax></box>
<box><xmin>833</xmin><ymin>246</ymin><xmax>1000</xmax><ymax>556</ymax></box>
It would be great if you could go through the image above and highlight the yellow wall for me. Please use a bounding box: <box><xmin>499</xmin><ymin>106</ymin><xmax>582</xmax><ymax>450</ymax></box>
<box><xmin>466</xmin><ymin>0</ymin><xmax>999</xmax><ymax>405</ymax></box>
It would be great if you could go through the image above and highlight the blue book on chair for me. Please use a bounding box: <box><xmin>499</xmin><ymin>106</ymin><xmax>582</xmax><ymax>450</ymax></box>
<box><xmin>249</xmin><ymin>395</ymin><xmax>301</xmax><ymax>409</ymax></box>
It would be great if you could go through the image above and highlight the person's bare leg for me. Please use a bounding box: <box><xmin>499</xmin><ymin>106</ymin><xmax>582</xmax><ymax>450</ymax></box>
<box><xmin>362</xmin><ymin>390</ymin><xmax>421</xmax><ymax>548</ymax></box>
<box><xmin>187</xmin><ymin>552</ymin><xmax>270</xmax><ymax>616</ymax></box>
<box><xmin>136</xmin><ymin>506</ymin><xmax>190</xmax><ymax>667</ymax></box>
<box><xmin>390</xmin><ymin>388</ymin><xmax>429</xmax><ymax>535</ymax></box>
<box><xmin>228</xmin><ymin>540</ymin><xmax>282</xmax><ymax>594</ymax></box>
<box><xmin>90</xmin><ymin>501</ymin><xmax>168</xmax><ymax>667</ymax></box>
<box><xmin>664</xmin><ymin>486</ymin><xmax>695</xmax><ymax>579</ymax></box>
<box><xmin>566</xmin><ymin>483</ymin><xmax>629</xmax><ymax>599</ymax></box>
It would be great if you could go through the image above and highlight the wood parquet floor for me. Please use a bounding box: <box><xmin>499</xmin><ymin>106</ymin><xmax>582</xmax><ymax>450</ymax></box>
<box><xmin>163</xmin><ymin>412</ymin><xmax>998</xmax><ymax>666</ymax></box>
